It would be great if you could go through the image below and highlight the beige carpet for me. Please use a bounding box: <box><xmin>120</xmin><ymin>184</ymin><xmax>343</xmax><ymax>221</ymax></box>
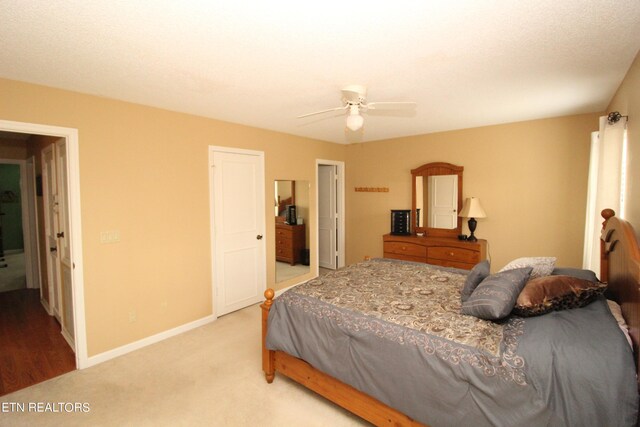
<box><xmin>275</xmin><ymin>261</ymin><xmax>310</xmax><ymax>283</ymax></box>
<box><xmin>0</xmin><ymin>303</ymin><xmax>369</xmax><ymax>426</ymax></box>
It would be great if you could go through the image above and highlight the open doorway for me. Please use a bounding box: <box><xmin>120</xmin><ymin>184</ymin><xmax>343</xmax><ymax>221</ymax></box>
<box><xmin>0</xmin><ymin>162</ymin><xmax>27</xmax><ymax>292</ymax></box>
<box><xmin>0</xmin><ymin>121</ymin><xmax>85</xmax><ymax>395</ymax></box>
<box><xmin>316</xmin><ymin>160</ymin><xmax>345</xmax><ymax>274</ymax></box>
<box><xmin>0</xmin><ymin>157</ymin><xmax>41</xmax><ymax>292</ymax></box>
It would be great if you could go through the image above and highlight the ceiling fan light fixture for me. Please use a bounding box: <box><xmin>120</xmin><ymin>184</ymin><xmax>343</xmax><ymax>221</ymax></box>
<box><xmin>346</xmin><ymin>105</ymin><xmax>364</xmax><ymax>131</ymax></box>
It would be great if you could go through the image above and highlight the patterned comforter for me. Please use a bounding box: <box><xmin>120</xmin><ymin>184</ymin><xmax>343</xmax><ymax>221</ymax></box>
<box><xmin>266</xmin><ymin>258</ymin><xmax>638</xmax><ymax>426</ymax></box>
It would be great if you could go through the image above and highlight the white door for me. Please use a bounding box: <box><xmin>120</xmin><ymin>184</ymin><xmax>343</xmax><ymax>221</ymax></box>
<box><xmin>42</xmin><ymin>144</ymin><xmax>61</xmax><ymax>321</ymax></box>
<box><xmin>318</xmin><ymin>165</ymin><xmax>337</xmax><ymax>269</ymax></box>
<box><xmin>428</xmin><ymin>175</ymin><xmax>458</xmax><ymax>229</ymax></box>
<box><xmin>56</xmin><ymin>140</ymin><xmax>75</xmax><ymax>346</ymax></box>
<box><xmin>211</xmin><ymin>148</ymin><xmax>266</xmax><ymax>316</ymax></box>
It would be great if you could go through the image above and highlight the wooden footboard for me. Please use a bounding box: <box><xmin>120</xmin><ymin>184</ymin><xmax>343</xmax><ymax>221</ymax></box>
<box><xmin>261</xmin><ymin>289</ymin><xmax>275</xmax><ymax>383</ymax></box>
<box><xmin>261</xmin><ymin>289</ymin><xmax>426</xmax><ymax>427</ymax></box>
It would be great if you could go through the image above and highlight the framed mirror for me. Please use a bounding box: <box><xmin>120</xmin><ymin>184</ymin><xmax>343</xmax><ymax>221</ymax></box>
<box><xmin>411</xmin><ymin>162</ymin><xmax>463</xmax><ymax>237</ymax></box>
<box><xmin>275</xmin><ymin>180</ymin><xmax>310</xmax><ymax>283</ymax></box>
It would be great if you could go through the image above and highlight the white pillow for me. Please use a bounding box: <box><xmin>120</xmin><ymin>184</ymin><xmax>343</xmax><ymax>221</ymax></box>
<box><xmin>607</xmin><ymin>299</ymin><xmax>633</xmax><ymax>348</ymax></box>
<box><xmin>499</xmin><ymin>257</ymin><xmax>556</xmax><ymax>279</ymax></box>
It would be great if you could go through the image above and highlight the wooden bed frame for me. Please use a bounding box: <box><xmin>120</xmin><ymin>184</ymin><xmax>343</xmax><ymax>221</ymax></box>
<box><xmin>601</xmin><ymin>209</ymin><xmax>640</xmax><ymax>388</ymax></box>
<box><xmin>261</xmin><ymin>209</ymin><xmax>640</xmax><ymax>426</ymax></box>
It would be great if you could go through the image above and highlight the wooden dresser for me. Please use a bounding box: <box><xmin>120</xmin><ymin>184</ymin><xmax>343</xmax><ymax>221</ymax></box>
<box><xmin>383</xmin><ymin>234</ymin><xmax>487</xmax><ymax>270</ymax></box>
<box><xmin>276</xmin><ymin>223</ymin><xmax>306</xmax><ymax>265</ymax></box>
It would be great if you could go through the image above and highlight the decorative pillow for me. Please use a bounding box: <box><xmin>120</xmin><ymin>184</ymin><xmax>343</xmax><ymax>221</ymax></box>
<box><xmin>461</xmin><ymin>267</ymin><xmax>533</xmax><ymax>320</ymax></box>
<box><xmin>500</xmin><ymin>257</ymin><xmax>556</xmax><ymax>279</ymax></box>
<box><xmin>512</xmin><ymin>275</ymin><xmax>607</xmax><ymax>317</ymax></box>
<box><xmin>551</xmin><ymin>267</ymin><xmax>598</xmax><ymax>283</ymax></box>
<box><xmin>460</xmin><ymin>260</ymin><xmax>490</xmax><ymax>303</ymax></box>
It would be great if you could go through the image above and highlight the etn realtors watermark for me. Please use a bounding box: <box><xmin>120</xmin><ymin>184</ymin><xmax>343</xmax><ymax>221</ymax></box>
<box><xmin>1</xmin><ymin>402</ymin><xmax>90</xmax><ymax>413</ymax></box>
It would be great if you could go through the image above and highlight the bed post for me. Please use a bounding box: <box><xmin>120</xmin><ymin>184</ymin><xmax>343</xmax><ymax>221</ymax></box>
<box><xmin>261</xmin><ymin>288</ymin><xmax>275</xmax><ymax>383</ymax></box>
<box><xmin>600</xmin><ymin>208</ymin><xmax>615</xmax><ymax>282</ymax></box>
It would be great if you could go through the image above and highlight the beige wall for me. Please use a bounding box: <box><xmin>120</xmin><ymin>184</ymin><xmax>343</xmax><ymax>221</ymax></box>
<box><xmin>345</xmin><ymin>113</ymin><xmax>600</xmax><ymax>271</ymax></box>
<box><xmin>2</xmin><ymin>55</ymin><xmax>635</xmax><ymax>357</ymax></box>
<box><xmin>0</xmin><ymin>78</ymin><xmax>345</xmax><ymax>356</ymax></box>
<box><xmin>607</xmin><ymin>50</ymin><xmax>640</xmax><ymax>239</ymax></box>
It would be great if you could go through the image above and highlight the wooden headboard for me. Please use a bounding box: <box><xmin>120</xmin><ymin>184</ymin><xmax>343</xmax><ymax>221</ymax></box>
<box><xmin>600</xmin><ymin>209</ymin><xmax>640</xmax><ymax>389</ymax></box>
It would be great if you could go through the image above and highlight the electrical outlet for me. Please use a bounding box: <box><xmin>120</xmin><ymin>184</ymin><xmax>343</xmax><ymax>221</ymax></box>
<box><xmin>128</xmin><ymin>310</ymin><xmax>137</xmax><ymax>323</ymax></box>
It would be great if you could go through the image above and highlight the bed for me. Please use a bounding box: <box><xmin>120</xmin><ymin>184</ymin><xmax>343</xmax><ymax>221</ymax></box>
<box><xmin>261</xmin><ymin>209</ymin><xmax>640</xmax><ymax>426</ymax></box>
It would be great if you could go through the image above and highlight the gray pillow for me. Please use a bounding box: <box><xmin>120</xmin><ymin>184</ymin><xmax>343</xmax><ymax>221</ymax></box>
<box><xmin>461</xmin><ymin>267</ymin><xmax>533</xmax><ymax>320</ymax></box>
<box><xmin>461</xmin><ymin>260</ymin><xmax>490</xmax><ymax>302</ymax></box>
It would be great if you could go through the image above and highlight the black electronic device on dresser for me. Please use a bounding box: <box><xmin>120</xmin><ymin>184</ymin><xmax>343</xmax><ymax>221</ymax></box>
<box><xmin>390</xmin><ymin>210</ymin><xmax>411</xmax><ymax>235</ymax></box>
<box><xmin>286</xmin><ymin>205</ymin><xmax>297</xmax><ymax>225</ymax></box>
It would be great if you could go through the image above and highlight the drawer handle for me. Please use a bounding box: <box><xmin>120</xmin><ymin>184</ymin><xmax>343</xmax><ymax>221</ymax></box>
<box><xmin>449</xmin><ymin>252</ymin><xmax>455</xmax><ymax>256</ymax></box>
<box><xmin>402</xmin><ymin>246</ymin><xmax>407</xmax><ymax>250</ymax></box>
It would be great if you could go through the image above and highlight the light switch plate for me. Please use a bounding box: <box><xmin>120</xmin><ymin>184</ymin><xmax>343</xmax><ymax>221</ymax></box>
<box><xmin>100</xmin><ymin>230</ymin><xmax>121</xmax><ymax>244</ymax></box>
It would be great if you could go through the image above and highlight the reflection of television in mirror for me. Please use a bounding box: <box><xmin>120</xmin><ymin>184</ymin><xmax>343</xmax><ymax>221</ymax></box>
<box><xmin>286</xmin><ymin>205</ymin><xmax>297</xmax><ymax>225</ymax></box>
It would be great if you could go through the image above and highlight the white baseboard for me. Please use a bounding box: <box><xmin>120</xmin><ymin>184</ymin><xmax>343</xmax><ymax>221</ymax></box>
<box><xmin>61</xmin><ymin>328</ymin><xmax>75</xmax><ymax>351</ymax></box>
<box><xmin>40</xmin><ymin>298</ymin><xmax>52</xmax><ymax>315</ymax></box>
<box><xmin>83</xmin><ymin>314</ymin><xmax>217</xmax><ymax>369</ymax></box>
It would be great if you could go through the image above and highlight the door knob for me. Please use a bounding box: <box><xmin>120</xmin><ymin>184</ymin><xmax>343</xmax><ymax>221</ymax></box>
<box><xmin>256</xmin><ymin>235</ymin><xmax>263</xmax><ymax>240</ymax></box>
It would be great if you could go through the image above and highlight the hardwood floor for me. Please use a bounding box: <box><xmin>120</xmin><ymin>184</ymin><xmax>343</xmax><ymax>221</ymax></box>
<box><xmin>0</xmin><ymin>289</ymin><xmax>75</xmax><ymax>396</ymax></box>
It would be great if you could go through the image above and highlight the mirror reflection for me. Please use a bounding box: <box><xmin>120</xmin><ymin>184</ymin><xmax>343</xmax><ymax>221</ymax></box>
<box><xmin>275</xmin><ymin>180</ymin><xmax>310</xmax><ymax>283</ymax></box>
<box><xmin>415</xmin><ymin>175</ymin><xmax>459</xmax><ymax>229</ymax></box>
<box><xmin>411</xmin><ymin>162</ymin><xmax>463</xmax><ymax>238</ymax></box>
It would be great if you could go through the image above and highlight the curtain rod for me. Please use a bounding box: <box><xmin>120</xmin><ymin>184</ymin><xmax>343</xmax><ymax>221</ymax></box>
<box><xmin>607</xmin><ymin>111</ymin><xmax>629</xmax><ymax>125</ymax></box>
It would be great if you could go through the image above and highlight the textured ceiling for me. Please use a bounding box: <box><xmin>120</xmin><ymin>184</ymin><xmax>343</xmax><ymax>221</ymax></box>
<box><xmin>1</xmin><ymin>1</ymin><xmax>639</xmax><ymax>143</ymax></box>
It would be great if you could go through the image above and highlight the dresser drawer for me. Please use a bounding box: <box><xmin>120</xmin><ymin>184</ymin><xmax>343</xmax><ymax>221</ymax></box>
<box><xmin>276</xmin><ymin>245</ymin><xmax>294</xmax><ymax>258</ymax></box>
<box><xmin>276</xmin><ymin>236</ymin><xmax>292</xmax><ymax>249</ymax></box>
<box><xmin>383</xmin><ymin>234</ymin><xmax>487</xmax><ymax>270</ymax></box>
<box><xmin>384</xmin><ymin>242</ymin><xmax>427</xmax><ymax>259</ymax></box>
<box><xmin>385</xmin><ymin>252</ymin><xmax>425</xmax><ymax>264</ymax></box>
<box><xmin>275</xmin><ymin>227</ymin><xmax>293</xmax><ymax>239</ymax></box>
<box><xmin>427</xmin><ymin>258</ymin><xmax>476</xmax><ymax>270</ymax></box>
<box><xmin>428</xmin><ymin>246</ymin><xmax>479</xmax><ymax>264</ymax></box>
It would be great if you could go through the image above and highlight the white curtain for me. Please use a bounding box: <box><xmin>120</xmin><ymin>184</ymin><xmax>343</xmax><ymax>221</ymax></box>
<box><xmin>583</xmin><ymin>115</ymin><xmax>626</xmax><ymax>274</ymax></box>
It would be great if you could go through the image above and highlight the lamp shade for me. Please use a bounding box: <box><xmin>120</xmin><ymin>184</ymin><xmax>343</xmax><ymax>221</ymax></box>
<box><xmin>459</xmin><ymin>197</ymin><xmax>486</xmax><ymax>218</ymax></box>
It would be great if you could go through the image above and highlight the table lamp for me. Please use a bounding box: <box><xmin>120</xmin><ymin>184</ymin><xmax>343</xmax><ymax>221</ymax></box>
<box><xmin>458</xmin><ymin>197</ymin><xmax>486</xmax><ymax>242</ymax></box>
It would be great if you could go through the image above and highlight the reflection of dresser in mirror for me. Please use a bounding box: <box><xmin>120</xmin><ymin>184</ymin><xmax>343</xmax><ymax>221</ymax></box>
<box><xmin>276</xmin><ymin>219</ymin><xmax>306</xmax><ymax>265</ymax></box>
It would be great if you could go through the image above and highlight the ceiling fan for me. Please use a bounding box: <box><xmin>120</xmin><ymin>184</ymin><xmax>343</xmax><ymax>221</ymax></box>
<box><xmin>297</xmin><ymin>85</ymin><xmax>416</xmax><ymax>131</ymax></box>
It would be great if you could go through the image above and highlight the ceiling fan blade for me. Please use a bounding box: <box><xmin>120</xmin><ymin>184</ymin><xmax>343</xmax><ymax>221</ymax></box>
<box><xmin>365</xmin><ymin>101</ymin><xmax>416</xmax><ymax>111</ymax></box>
<box><xmin>297</xmin><ymin>105</ymin><xmax>348</xmax><ymax>118</ymax></box>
